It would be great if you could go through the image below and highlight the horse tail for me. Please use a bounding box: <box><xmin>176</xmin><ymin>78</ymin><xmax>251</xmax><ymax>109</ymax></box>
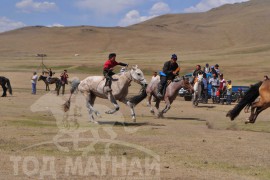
<box><xmin>6</xmin><ymin>78</ymin><xmax>12</xmax><ymax>95</ymax></box>
<box><xmin>128</xmin><ymin>84</ymin><xmax>148</xmax><ymax>106</ymax></box>
<box><xmin>63</xmin><ymin>78</ymin><xmax>80</xmax><ymax>112</ymax></box>
<box><xmin>226</xmin><ymin>81</ymin><xmax>262</xmax><ymax>120</ymax></box>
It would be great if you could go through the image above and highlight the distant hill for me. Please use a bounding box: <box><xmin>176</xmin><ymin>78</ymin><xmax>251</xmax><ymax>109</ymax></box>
<box><xmin>0</xmin><ymin>0</ymin><xmax>269</xmax><ymax>55</ymax></box>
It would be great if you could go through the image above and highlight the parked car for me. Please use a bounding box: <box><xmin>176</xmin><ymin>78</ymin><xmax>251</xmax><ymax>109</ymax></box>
<box><xmin>178</xmin><ymin>73</ymin><xmax>249</xmax><ymax>102</ymax></box>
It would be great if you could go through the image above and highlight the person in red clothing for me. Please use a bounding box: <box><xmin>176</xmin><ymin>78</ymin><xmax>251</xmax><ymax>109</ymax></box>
<box><xmin>103</xmin><ymin>53</ymin><xmax>128</xmax><ymax>91</ymax></box>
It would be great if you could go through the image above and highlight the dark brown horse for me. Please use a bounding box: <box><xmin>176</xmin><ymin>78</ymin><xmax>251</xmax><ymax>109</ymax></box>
<box><xmin>146</xmin><ymin>76</ymin><xmax>193</xmax><ymax>118</ymax></box>
<box><xmin>0</xmin><ymin>76</ymin><xmax>12</xmax><ymax>97</ymax></box>
<box><xmin>38</xmin><ymin>75</ymin><xmax>62</xmax><ymax>95</ymax></box>
<box><xmin>226</xmin><ymin>79</ymin><xmax>270</xmax><ymax>123</ymax></box>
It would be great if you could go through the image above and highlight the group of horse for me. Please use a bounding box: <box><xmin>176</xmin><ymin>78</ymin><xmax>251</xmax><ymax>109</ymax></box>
<box><xmin>1</xmin><ymin>67</ymin><xmax>270</xmax><ymax>124</ymax></box>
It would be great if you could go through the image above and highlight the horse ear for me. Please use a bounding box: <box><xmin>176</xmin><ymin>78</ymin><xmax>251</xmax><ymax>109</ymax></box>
<box><xmin>132</xmin><ymin>65</ymin><xmax>138</xmax><ymax>70</ymax></box>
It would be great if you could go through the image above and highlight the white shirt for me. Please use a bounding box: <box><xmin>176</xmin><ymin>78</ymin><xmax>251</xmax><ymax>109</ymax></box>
<box><xmin>31</xmin><ymin>74</ymin><xmax>38</xmax><ymax>84</ymax></box>
<box><xmin>209</xmin><ymin>77</ymin><xmax>219</xmax><ymax>87</ymax></box>
<box><xmin>151</xmin><ymin>75</ymin><xmax>160</xmax><ymax>81</ymax></box>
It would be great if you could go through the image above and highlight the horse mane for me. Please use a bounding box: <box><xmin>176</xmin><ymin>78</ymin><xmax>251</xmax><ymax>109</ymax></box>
<box><xmin>226</xmin><ymin>81</ymin><xmax>263</xmax><ymax>120</ymax></box>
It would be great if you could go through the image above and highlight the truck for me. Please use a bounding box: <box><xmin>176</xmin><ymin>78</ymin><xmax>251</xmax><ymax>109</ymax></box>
<box><xmin>178</xmin><ymin>73</ymin><xmax>249</xmax><ymax>102</ymax></box>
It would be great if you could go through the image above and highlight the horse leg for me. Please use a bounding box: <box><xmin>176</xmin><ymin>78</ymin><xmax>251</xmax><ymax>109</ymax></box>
<box><xmin>161</xmin><ymin>96</ymin><xmax>172</xmax><ymax>114</ymax></box>
<box><xmin>56</xmin><ymin>83</ymin><xmax>60</xmax><ymax>96</ymax></box>
<box><xmin>89</xmin><ymin>93</ymin><xmax>101</xmax><ymax>117</ymax></box>
<box><xmin>1</xmin><ymin>84</ymin><xmax>7</xmax><ymax>97</ymax></box>
<box><xmin>154</xmin><ymin>99</ymin><xmax>163</xmax><ymax>118</ymax></box>
<box><xmin>147</xmin><ymin>93</ymin><xmax>155</xmax><ymax>114</ymax></box>
<box><xmin>192</xmin><ymin>92</ymin><xmax>198</xmax><ymax>107</ymax></box>
<box><xmin>246</xmin><ymin>100</ymin><xmax>266</xmax><ymax>123</ymax></box>
<box><xmin>120</xmin><ymin>99</ymin><xmax>136</xmax><ymax>122</ymax></box>
<box><xmin>62</xmin><ymin>84</ymin><xmax>65</xmax><ymax>95</ymax></box>
<box><xmin>84</xmin><ymin>92</ymin><xmax>98</xmax><ymax>123</ymax></box>
<box><xmin>105</xmin><ymin>91</ymin><xmax>120</xmax><ymax>114</ymax></box>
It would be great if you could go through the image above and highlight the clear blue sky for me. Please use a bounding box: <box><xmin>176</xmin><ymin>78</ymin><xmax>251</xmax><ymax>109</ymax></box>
<box><xmin>0</xmin><ymin>0</ymin><xmax>249</xmax><ymax>32</ymax></box>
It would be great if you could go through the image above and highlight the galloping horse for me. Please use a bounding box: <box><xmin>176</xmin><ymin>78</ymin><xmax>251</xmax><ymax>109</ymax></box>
<box><xmin>192</xmin><ymin>74</ymin><xmax>203</xmax><ymax>107</ymax></box>
<box><xmin>0</xmin><ymin>76</ymin><xmax>12</xmax><ymax>97</ymax></box>
<box><xmin>146</xmin><ymin>76</ymin><xmax>193</xmax><ymax>118</ymax></box>
<box><xmin>63</xmin><ymin>65</ymin><xmax>147</xmax><ymax>123</ymax></box>
<box><xmin>226</xmin><ymin>79</ymin><xmax>270</xmax><ymax>123</ymax></box>
<box><xmin>38</xmin><ymin>75</ymin><xmax>62</xmax><ymax>95</ymax></box>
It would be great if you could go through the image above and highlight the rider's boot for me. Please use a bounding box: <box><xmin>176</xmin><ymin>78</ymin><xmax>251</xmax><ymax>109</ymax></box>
<box><xmin>104</xmin><ymin>78</ymin><xmax>112</xmax><ymax>92</ymax></box>
<box><xmin>157</xmin><ymin>84</ymin><xmax>163</xmax><ymax>98</ymax></box>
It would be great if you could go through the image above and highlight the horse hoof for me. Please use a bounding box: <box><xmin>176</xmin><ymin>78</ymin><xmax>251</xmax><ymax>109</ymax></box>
<box><xmin>132</xmin><ymin>117</ymin><xmax>136</xmax><ymax>122</ymax></box>
<box><xmin>105</xmin><ymin>111</ymin><xmax>112</xmax><ymax>114</ymax></box>
<box><xmin>150</xmin><ymin>110</ymin><xmax>154</xmax><ymax>114</ymax></box>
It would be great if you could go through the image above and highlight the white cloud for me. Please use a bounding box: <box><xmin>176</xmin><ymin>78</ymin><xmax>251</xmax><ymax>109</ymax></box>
<box><xmin>184</xmin><ymin>0</ymin><xmax>249</xmax><ymax>13</ymax></box>
<box><xmin>0</xmin><ymin>16</ymin><xmax>26</xmax><ymax>33</ymax></box>
<box><xmin>149</xmin><ymin>2</ymin><xmax>170</xmax><ymax>15</ymax></box>
<box><xmin>47</xmin><ymin>23</ymin><xmax>64</xmax><ymax>27</ymax></box>
<box><xmin>16</xmin><ymin>0</ymin><xmax>57</xmax><ymax>13</ymax></box>
<box><xmin>118</xmin><ymin>10</ymin><xmax>156</xmax><ymax>26</ymax></box>
<box><xmin>76</xmin><ymin>0</ymin><xmax>144</xmax><ymax>15</ymax></box>
<box><xmin>119</xmin><ymin>2</ymin><xmax>170</xmax><ymax>27</ymax></box>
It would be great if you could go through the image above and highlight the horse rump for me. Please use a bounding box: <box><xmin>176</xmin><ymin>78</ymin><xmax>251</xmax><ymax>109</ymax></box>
<box><xmin>226</xmin><ymin>81</ymin><xmax>262</xmax><ymax>120</ymax></box>
<box><xmin>6</xmin><ymin>78</ymin><xmax>12</xmax><ymax>95</ymax></box>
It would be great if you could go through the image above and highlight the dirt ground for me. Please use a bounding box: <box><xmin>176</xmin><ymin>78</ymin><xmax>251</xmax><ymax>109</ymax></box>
<box><xmin>1</xmin><ymin>64</ymin><xmax>270</xmax><ymax>180</ymax></box>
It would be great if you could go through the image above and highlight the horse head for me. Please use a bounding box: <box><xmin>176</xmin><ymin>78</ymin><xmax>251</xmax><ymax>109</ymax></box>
<box><xmin>197</xmin><ymin>73</ymin><xmax>203</xmax><ymax>82</ymax></box>
<box><xmin>183</xmin><ymin>76</ymin><xmax>194</xmax><ymax>93</ymax></box>
<box><xmin>38</xmin><ymin>75</ymin><xmax>45</xmax><ymax>81</ymax></box>
<box><xmin>130</xmin><ymin>65</ymin><xmax>147</xmax><ymax>86</ymax></box>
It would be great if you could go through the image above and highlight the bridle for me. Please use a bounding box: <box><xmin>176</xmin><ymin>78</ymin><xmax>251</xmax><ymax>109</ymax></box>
<box><xmin>125</xmin><ymin>70</ymin><xmax>145</xmax><ymax>85</ymax></box>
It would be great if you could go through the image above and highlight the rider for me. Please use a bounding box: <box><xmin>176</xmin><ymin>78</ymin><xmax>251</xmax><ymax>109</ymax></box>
<box><xmin>103</xmin><ymin>53</ymin><xmax>128</xmax><ymax>91</ymax></box>
<box><xmin>46</xmin><ymin>68</ymin><xmax>53</xmax><ymax>83</ymax></box>
<box><xmin>157</xmin><ymin>54</ymin><xmax>180</xmax><ymax>98</ymax></box>
<box><xmin>191</xmin><ymin>65</ymin><xmax>204</xmax><ymax>85</ymax></box>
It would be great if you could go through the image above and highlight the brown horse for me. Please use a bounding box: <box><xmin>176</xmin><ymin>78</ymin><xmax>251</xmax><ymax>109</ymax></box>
<box><xmin>38</xmin><ymin>75</ymin><xmax>62</xmax><ymax>95</ymax></box>
<box><xmin>146</xmin><ymin>76</ymin><xmax>193</xmax><ymax>118</ymax></box>
<box><xmin>226</xmin><ymin>79</ymin><xmax>270</xmax><ymax>123</ymax></box>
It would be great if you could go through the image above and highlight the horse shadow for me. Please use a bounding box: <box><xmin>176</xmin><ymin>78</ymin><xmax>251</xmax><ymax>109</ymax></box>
<box><xmin>97</xmin><ymin>121</ymin><xmax>165</xmax><ymax>127</ymax></box>
<box><xmin>164</xmin><ymin>117</ymin><xmax>206</xmax><ymax>122</ymax></box>
<box><xmin>196</xmin><ymin>105</ymin><xmax>216</xmax><ymax>108</ymax></box>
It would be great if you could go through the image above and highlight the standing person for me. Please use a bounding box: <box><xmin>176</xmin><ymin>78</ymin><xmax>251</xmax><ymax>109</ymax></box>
<box><xmin>157</xmin><ymin>54</ymin><xmax>179</xmax><ymax>98</ymax></box>
<box><xmin>208</xmin><ymin>73</ymin><xmax>220</xmax><ymax>103</ymax></box>
<box><xmin>226</xmin><ymin>80</ymin><xmax>232</xmax><ymax>105</ymax></box>
<box><xmin>204</xmin><ymin>63</ymin><xmax>210</xmax><ymax>73</ymax></box>
<box><xmin>202</xmin><ymin>73</ymin><xmax>208</xmax><ymax>103</ymax></box>
<box><xmin>214</xmin><ymin>64</ymin><xmax>220</xmax><ymax>75</ymax></box>
<box><xmin>60</xmin><ymin>70</ymin><xmax>69</xmax><ymax>95</ymax></box>
<box><xmin>151</xmin><ymin>71</ymin><xmax>160</xmax><ymax>81</ymax></box>
<box><xmin>103</xmin><ymin>53</ymin><xmax>128</xmax><ymax>92</ymax></box>
<box><xmin>31</xmin><ymin>72</ymin><xmax>38</xmax><ymax>94</ymax></box>
<box><xmin>218</xmin><ymin>73</ymin><xmax>226</xmax><ymax>102</ymax></box>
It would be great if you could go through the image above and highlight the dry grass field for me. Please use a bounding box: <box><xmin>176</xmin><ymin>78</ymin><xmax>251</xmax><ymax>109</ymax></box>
<box><xmin>1</xmin><ymin>0</ymin><xmax>270</xmax><ymax>179</ymax></box>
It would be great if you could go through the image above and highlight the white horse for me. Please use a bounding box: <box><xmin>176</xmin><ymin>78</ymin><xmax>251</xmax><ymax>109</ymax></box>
<box><xmin>63</xmin><ymin>65</ymin><xmax>147</xmax><ymax>123</ymax></box>
<box><xmin>192</xmin><ymin>73</ymin><xmax>203</xmax><ymax>107</ymax></box>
